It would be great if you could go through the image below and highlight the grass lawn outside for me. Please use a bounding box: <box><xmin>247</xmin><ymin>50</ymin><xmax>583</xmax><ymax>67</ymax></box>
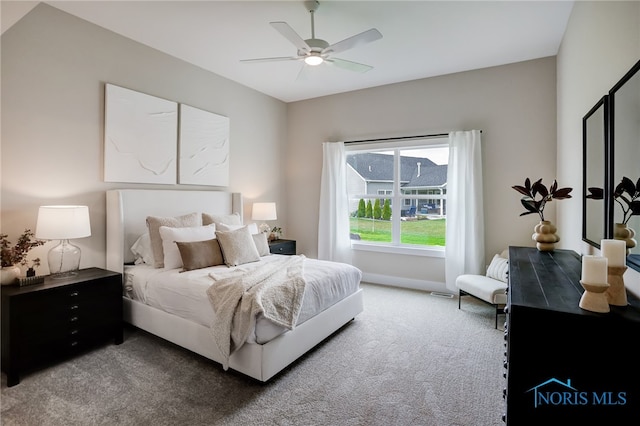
<box><xmin>349</xmin><ymin>217</ymin><xmax>446</xmax><ymax>246</ymax></box>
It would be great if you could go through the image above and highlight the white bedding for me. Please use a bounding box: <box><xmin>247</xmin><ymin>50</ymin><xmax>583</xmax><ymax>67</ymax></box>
<box><xmin>124</xmin><ymin>254</ymin><xmax>362</xmax><ymax>344</ymax></box>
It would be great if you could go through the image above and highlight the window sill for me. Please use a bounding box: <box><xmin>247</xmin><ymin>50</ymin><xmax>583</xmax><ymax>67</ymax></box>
<box><xmin>350</xmin><ymin>242</ymin><xmax>445</xmax><ymax>258</ymax></box>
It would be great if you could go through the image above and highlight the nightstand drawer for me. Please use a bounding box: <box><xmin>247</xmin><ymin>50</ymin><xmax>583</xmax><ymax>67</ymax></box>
<box><xmin>268</xmin><ymin>239</ymin><xmax>296</xmax><ymax>255</ymax></box>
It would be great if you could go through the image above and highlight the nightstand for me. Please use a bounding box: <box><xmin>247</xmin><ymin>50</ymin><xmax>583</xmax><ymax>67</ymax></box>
<box><xmin>1</xmin><ymin>268</ymin><xmax>123</xmax><ymax>387</ymax></box>
<box><xmin>268</xmin><ymin>239</ymin><xmax>296</xmax><ymax>255</ymax></box>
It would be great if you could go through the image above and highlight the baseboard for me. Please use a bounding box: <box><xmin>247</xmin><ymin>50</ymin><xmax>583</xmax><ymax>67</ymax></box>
<box><xmin>361</xmin><ymin>272</ymin><xmax>450</xmax><ymax>294</ymax></box>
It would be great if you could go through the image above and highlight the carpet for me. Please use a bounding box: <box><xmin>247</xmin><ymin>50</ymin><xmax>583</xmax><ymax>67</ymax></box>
<box><xmin>1</xmin><ymin>283</ymin><xmax>504</xmax><ymax>425</ymax></box>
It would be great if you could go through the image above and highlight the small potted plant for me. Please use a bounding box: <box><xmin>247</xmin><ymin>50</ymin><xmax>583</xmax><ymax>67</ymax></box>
<box><xmin>587</xmin><ymin>176</ymin><xmax>640</xmax><ymax>253</ymax></box>
<box><xmin>269</xmin><ymin>226</ymin><xmax>282</xmax><ymax>241</ymax></box>
<box><xmin>512</xmin><ymin>178</ymin><xmax>573</xmax><ymax>251</ymax></box>
<box><xmin>1</xmin><ymin>229</ymin><xmax>45</xmax><ymax>285</ymax></box>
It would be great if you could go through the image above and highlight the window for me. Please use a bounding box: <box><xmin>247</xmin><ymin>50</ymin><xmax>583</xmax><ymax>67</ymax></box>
<box><xmin>346</xmin><ymin>138</ymin><xmax>448</xmax><ymax>249</ymax></box>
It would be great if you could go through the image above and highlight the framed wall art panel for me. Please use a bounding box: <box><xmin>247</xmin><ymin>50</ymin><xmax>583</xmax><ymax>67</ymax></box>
<box><xmin>104</xmin><ymin>84</ymin><xmax>178</xmax><ymax>184</ymax></box>
<box><xmin>178</xmin><ymin>104</ymin><xmax>230</xmax><ymax>186</ymax></box>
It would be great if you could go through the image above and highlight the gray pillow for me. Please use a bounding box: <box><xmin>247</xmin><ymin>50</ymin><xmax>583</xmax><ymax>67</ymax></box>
<box><xmin>202</xmin><ymin>212</ymin><xmax>241</xmax><ymax>226</ymax></box>
<box><xmin>216</xmin><ymin>226</ymin><xmax>260</xmax><ymax>267</ymax></box>
<box><xmin>252</xmin><ymin>233</ymin><xmax>271</xmax><ymax>257</ymax></box>
<box><xmin>176</xmin><ymin>239</ymin><xmax>224</xmax><ymax>271</ymax></box>
<box><xmin>146</xmin><ymin>212</ymin><xmax>201</xmax><ymax>268</ymax></box>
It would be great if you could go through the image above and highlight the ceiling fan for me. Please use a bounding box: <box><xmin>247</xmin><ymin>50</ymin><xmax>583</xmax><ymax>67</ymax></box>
<box><xmin>241</xmin><ymin>1</ymin><xmax>382</xmax><ymax>73</ymax></box>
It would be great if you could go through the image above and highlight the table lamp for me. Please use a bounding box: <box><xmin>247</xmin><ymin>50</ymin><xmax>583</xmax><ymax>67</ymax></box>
<box><xmin>36</xmin><ymin>205</ymin><xmax>91</xmax><ymax>278</ymax></box>
<box><xmin>252</xmin><ymin>202</ymin><xmax>277</xmax><ymax>235</ymax></box>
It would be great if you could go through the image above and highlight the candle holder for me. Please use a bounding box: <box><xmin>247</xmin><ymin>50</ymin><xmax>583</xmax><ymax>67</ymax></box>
<box><xmin>579</xmin><ymin>281</ymin><xmax>610</xmax><ymax>313</ymax></box>
<box><xmin>605</xmin><ymin>266</ymin><xmax>628</xmax><ymax>306</ymax></box>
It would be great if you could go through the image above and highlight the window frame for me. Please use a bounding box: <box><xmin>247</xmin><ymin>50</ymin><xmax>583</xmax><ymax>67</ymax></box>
<box><xmin>345</xmin><ymin>137</ymin><xmax>448</xmax><ymax>254</ymax></box>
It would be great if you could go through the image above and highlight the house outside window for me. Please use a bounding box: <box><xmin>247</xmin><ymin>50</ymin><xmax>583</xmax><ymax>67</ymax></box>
<box><xmin>346</xmin><ymin>139</ymin><xmax>448</xmax><ymax>249</ymax></box>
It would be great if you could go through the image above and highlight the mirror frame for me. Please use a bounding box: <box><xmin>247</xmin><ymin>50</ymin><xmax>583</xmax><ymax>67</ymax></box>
<box><xmin>582</xmin><ymin>95</ymin><xmax>609</xmax><ymax>249</ymax></box>
<box><xmin>608</xmin><ymin>59</ymin><xmax>640</xmax><ymax>272</ymax></box>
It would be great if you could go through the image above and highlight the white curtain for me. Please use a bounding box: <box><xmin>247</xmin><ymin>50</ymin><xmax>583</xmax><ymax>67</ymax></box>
<box><xmin>318</xmin><ymin>141</ymin><xmax>353</xmax><ymax>264</ymax></box>
<box><xmin>445</xmin><ymin>130</ymin><xmax>485</xmax><ymax>292</ymax></box>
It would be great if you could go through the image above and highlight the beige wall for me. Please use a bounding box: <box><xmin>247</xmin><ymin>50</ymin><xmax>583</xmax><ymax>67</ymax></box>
<box><xmin>287</xmin><ymin>58</ymin><xmax>557</xmax><ymax>290</ymax></box>
<box><xmin>1</xmin><ymin>4</ymin><xmax>288</xmax><ymax>273</ymax></box>
<box><xmin>3</xmin><ymin>2</ymin><xmax>639</xmax><ymax>293</ymax></box>
<box><xmin>556</xmin><ymin>1</ymin><xmax>640</xmax><ymax>293</ymax></box>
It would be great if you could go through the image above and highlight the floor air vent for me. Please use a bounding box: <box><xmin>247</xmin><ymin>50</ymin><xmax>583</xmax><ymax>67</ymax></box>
<box><xmin>430</xmin><ymin>292</ymin><xmax>454</xmax><ymax>298</ymax></box>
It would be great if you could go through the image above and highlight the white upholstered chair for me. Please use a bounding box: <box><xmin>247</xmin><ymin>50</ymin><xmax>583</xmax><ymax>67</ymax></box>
<box><xmin>456</xmin><ymin>250</ymin><xmax>509</xmax><ymax>328</ymax></box>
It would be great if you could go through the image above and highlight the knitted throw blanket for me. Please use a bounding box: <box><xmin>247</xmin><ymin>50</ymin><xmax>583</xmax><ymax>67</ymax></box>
<box><xmin>207</xmin><ymin>255</ymin><xmax>307</xmax><ymax>370</ymax></box>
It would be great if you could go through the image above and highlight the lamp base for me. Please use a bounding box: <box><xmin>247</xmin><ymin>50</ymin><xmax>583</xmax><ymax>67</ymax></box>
<box><xmin>48</xmin><ymin>239</ymin><xmax>81</xmax><ymax>279</ymax></box>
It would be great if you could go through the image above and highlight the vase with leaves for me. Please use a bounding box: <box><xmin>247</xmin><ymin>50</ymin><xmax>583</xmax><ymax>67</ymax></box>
<box><xmin>512</xmin><ymin>178</ymin><xmax>573</xmax><ymax>251</ymax></box>
<box><xmin>1</xmin><ymin>229</ymin><xmax>45</xmax><ymax>285</ymax></box>
<box><xmin>587</xmin><ymin>176</ymin><xmax>640</xmax><ymax>254</ymax></box>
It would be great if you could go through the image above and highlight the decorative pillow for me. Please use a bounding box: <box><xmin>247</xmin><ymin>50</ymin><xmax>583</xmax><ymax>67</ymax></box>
<box><xmin>176</xmin><ymin>239</ymin><xmax>224</xmax><ymax>271</ymax></box>
<box><xmin>215</xmin><ymin>226</ymin><xmax>261</xmax><ymax>267</ymax></box>
<box><xmin>158</xmin><ymin>224</ymin><xmax>216</xmax><ymax>270</ymax></box>
<box><xmin>486</xmin><ymin>254</ymin><xmax>509</xmax><ymax>283</ymax></box>
<box><xmin>252</xmin><ymin>232</ymin><xmax>271</xmax><ymax>257</ymax></box>
<box><xmin>146</xmin><ymin>212</ymin><xmax>202</xmax><ymax>268</ymax></box>
<box><xmin>217</xmin><ymin>222</ymin><xmax>259</xmax><ymax>235</ymax></box>
<box><xmin>131</xmin><ymin>232</ymin><xmax>154</xmax><ymax>265</ymax></box>
<box><xmin>202</xmin><ymin>212</ymin><xmax>241</xmax><ymax>226</ymax></box>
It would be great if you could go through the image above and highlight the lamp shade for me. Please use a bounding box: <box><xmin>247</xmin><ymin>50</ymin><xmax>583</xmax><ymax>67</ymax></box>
<box><xmin>36</xmin><ymin>206</ymin><xmax>91</xmax><ymax>240</ymax></box>
<box><xmin>252</xmin><ymin>202</ymin><xmax>277</xmax><ymax>221</ymax></box>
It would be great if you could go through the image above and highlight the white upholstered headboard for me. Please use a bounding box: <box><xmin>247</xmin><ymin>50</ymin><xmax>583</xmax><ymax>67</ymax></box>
<box><xmin>106</xmin><ymin>189</ymin><xmax>242</xmax><ymax>274</ymax></box>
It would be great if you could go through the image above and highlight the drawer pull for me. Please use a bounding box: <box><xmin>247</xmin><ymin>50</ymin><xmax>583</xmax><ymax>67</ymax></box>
<box><xmin>69</xmin><ymin>316</ymin><xmax>79</xmax><ymax>322</ymax></box>
<box><xmin>70</xmin><ymin>329</ymin><xmax>79</xmax><ymax>335</ymax></box>
<box><xmin>70</xmin><ymin>341</ymin><xmax>78</xmax><ymax>347</ymax></box>
<box><xmin>70</xmin><ymin>304</ymin><xmax>79</xmax><ymax>310</ymax></box>
<box><xmin>69</xmin><ymin>291</ymin><xmax>80</xmax><ymax>297</ymax></box>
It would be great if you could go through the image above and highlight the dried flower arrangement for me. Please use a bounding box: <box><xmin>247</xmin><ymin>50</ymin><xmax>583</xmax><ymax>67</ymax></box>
<box><xmin>0</xmin><ymin>229</ymin><xmax>45</xmax><ymax>268</ymax></box>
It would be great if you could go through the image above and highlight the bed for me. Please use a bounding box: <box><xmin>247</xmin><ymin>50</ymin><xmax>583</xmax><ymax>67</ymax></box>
<box><xmin>105</xmin><ymin>189</ymin><xmax>364</xmax><ymax>381</ymax></box>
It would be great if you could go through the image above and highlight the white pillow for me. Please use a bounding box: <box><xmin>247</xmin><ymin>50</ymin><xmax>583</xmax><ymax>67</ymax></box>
<box><xmin>131</xmin><ymin>233</ymin><xmax>154</xmax><ymax>265</ymax></box>
<box><xmin>159</xmin><ymin>224</ymin><xmax>216</xmax><ymax>270</ymax></box>
<box><xmin>486</xmin><ymin>254</ymin><xmax>509</xmax><ymax>283</ymax></box>
<box><xmin>217</xmin><ymin>222</ymin><xmax>259</xmax><ymax>235</ymax></box>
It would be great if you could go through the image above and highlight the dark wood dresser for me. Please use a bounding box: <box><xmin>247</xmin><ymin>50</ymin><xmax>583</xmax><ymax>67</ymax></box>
<box><xmin>503</xmin><ymin>247</ymin><xmax>640</xmax><ymax>424</ymax></box>
<box><xmin>1</xmin><ymin>268</ymin><xmax>122</xmax><ymax>386</ymax></box>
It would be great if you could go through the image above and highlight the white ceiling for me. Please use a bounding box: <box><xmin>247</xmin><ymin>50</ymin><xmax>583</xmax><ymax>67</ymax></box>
<box><xmin>3</xmin><ymin>1</ymin><xmax>574</xmax><ymax>103</ymax></box>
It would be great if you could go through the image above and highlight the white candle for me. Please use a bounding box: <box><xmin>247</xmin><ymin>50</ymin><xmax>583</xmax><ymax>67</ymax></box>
<box><xmin>582</xmin><ymin>255</ymin><xmax>608</xmax><ymax>284</ymax></box>
<box><xmin>601</xmin><ymin>239</ymin><xmax>626</xmax><ymax>268</ymax></box>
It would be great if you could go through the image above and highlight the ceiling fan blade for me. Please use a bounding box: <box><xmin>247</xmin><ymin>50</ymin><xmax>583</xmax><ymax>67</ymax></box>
<box><xmin>270</xmin><ymin>21</ymin><xmax>311</xmax><ymax>53</ymax></box>
<box><xmin>240</xmin><ymin>56</ymin><xmax>301</xmax><ymax>63</ymax></box>
<box><xmin>323</xmin><ymin>28</ymin><xmax>382</xmax><ymax>55</ymax></box>
<box><xmin>325</xmin><ymin>58</ymin><xmax>373</xmax><ymax>73</ymax></box>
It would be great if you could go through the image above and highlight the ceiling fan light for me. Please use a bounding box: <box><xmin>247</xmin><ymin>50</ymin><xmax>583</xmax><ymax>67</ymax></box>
<box><xmin>304</xmin><ymin>55</ymin><xmax>324</xmax><ymax>66</ymax></box>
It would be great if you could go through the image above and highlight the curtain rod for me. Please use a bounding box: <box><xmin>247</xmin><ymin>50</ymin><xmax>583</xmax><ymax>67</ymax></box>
<box><xmin>343</xmin><ymin>130</ymin><xmax>482</xmax><ymax>145</ymax></box>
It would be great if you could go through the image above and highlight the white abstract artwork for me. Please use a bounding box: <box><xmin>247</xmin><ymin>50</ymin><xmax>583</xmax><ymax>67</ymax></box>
<box><xmin>104</xmin><ymin>84</ymin><xmax>177</xmax><ymax>184</ymax></box>
<box><xmin>179</xmin><ymin>104</ymin><xmax>230</xmax><ymax>186</ymax></box>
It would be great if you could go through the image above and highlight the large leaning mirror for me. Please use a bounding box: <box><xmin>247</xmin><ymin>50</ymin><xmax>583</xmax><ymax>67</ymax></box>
<box><xmin>583</xmin><ymin>96</ymin><xmax>608</xmax><ymax>249</ymax></box>
<box><xmin>609</xmin><ymin>59</ymin><xmax>640</xmax><ymax>271</ymax></box>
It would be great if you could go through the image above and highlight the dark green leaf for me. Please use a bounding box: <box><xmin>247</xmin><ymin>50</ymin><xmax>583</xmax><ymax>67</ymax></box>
<box><xmin>586</xmin><ymin>187</ymin><xmax>604</xmax><ymax>199</ymax></box>
<box><xmin>532</xmin><ymin>180</ymin><xmax>548</xmax><ymax>198</ymax></box>
<box><xmin>621</xmin><ymin>176</ymin><xmax>635</xmax><ymax>196</ymax></box>
<box><xmin>552</xmin><ymin>187</ymin><xmax>573</xmax><ymax>199</ymax></box>
<box><xmin>512</xmin><ymin>185</ymin><xmax>531</xmax><ymax>197</ymax></box>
